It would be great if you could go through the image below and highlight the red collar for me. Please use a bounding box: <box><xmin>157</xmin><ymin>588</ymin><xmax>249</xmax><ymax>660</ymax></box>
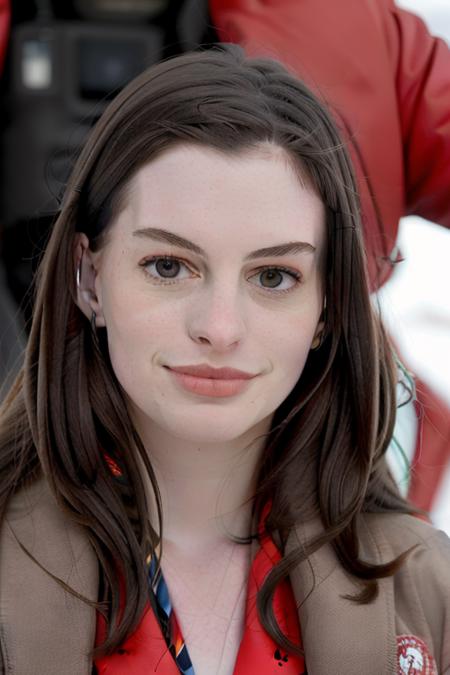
<box><xmin>95</xmin><ymin>506</ymin><xmax>305</xmax><ymax>674</ymax></box>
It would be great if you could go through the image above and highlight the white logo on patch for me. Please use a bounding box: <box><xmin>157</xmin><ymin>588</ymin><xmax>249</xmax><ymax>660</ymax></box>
<box><xmin>397</xmin><ymin>635</ymin><xmax>437</xmax><ymax>675</ymax></box>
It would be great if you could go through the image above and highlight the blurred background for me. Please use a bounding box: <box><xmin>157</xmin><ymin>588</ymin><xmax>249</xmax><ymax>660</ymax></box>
<box><xmin>0</xmin><ymin>0</ymin><xmax>449</xmax><ymax>528</ymax></box>
<box><xmin>0</xmin><ymin>0</ymin><xmax>214</xmax><ymax>393</ymax></box>
<box><xmin>0</xmin><ymin>0</ymin><xmax>212</xmax><ymax>328</ymax></box>
<box><xmin>379</xmin><ymin>0</ymin><xmax>450</xmax><ymax>531</ymax></box>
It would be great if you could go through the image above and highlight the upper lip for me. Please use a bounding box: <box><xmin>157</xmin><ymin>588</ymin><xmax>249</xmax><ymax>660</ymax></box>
<box><xmin>166</xmin><ymin>364</ymin><xmax>256</xmax><ymax>380</ymax></box>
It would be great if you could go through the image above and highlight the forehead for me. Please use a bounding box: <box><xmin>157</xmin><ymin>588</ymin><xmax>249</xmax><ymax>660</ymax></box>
<box><xmin>113</xmin><ymin>143</ymin><xmax>326</xmax><ymax>253</ymax></box>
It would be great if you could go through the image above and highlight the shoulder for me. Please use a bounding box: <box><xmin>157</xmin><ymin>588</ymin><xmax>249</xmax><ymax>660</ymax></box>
<box><xmin>0</xmin><ymin>476</ymin><xmax>97</xmax><ymax>674</ymax></box>
<box><xmin>362</xmin><ymin>512</ymin><xmax>450</xmax><ymax>670</ymax></box>
<box><xmin>360</xmin><ymin>511</ymin><xmax>450</xmax><ymax>568</ymax></box>
<box><xmin>288</xmin><ymin>512</ymin><xmax>450</xmax><ymax>670</ymax></box>
<box><xmin>360</xmin><ymin>511</ymin><xmax>450</xmax><ymax>597</ymax></box>
<box><xmin>1</xmin><ymin>475</ymin><xmax>97</xmax><ymax>581</ymax></box>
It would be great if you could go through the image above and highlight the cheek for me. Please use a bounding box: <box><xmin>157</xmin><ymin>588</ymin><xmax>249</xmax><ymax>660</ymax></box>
<box><xmin>275</xmin><ymin>337</ymin><xmax>312</xmax><ymax>395</ymax></box>
<box><xmin>261</xmin><ymin>306</ymin><xmax>319</xmax><ymax>403</ymax></box>
<box><xmin>100</xmin><ymin>286</ymin><xmax>176</xmax><ymax>386</ymax></box>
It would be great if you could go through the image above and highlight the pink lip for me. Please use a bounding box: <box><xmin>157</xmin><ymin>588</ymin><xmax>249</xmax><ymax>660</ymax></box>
<box><xmin>166</xmin><ymin>364</ymin><xmax>256</xmax><ymax>380</ymax></box>
<box><xmin>164</xmin><ymin>364</ymin><xmax>257</xmax><ymax>398</ymax></box>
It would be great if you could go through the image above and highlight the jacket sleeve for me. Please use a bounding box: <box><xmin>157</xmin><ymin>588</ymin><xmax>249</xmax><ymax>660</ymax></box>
<box><xmin>385</xmin><ymin>3</ymin><xmax>450</xmax><ymax>228</ymax></box>
<box><xmin>403</xmin><ymin>526</ymin><xmax>450</xmax><ymax>672</ymax></box>
<box><xmin>0</xmin><ymin>480</ymin><xmax>98</xmax><ymax>674</ymax></box>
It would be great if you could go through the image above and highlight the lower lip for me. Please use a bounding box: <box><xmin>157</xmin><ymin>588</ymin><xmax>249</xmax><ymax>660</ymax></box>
<box><xmin>167</xmin><ymin>369</ymin><xmax>253</xmax><ymax>398</ymax></box>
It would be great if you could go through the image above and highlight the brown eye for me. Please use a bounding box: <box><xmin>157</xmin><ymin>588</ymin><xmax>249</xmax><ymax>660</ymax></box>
<box><xmin>155</xmin><ymin>257</ymin><xmax>180</xmax><ymax>278</ymax></box>
<box><xmin>141</xmin><ymin>256</ymin><xmax>197</xmax><ymax>283</ymax></box>
<box><xmin>247</xmin><ymin>267</ymin><xmax>301</xmax><ymax>293</ymax></box>
<box><xmin>259</xmin><ymin>269</ymin><xmax>283</xmax><ymax>288</ymax></box>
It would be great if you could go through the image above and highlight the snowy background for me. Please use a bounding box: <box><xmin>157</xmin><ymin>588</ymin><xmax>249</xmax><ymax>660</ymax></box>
<box><xmin>381</xmin><ymin>1</ymin><xmax>450</xmax><ymax>531</ymax></box>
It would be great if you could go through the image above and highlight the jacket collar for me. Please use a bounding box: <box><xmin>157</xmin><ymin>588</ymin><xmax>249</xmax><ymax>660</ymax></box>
<box><xmin>286</xmin><ymin>515</ymin><xmax>397</xmax><ymax>674</ymax></box>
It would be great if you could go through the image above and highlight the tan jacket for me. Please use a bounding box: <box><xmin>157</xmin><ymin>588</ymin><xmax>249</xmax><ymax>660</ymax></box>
<box><xmin>1</xmin><ymin>478</ymin><xmax>449</xmax><ymax>674</ymax></box>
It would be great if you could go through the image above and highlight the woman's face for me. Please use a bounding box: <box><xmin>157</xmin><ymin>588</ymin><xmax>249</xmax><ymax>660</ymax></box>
<box><xmin>89</xmin><ymin>143</ymin><xmax>326</xmax><ymax>445</ymax></box>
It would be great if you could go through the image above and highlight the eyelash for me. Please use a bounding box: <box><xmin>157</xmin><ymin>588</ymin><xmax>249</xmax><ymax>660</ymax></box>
<box><xmin>139</xmin><ymin>255</ymin><xmax>302</xmax><ymax>293</ymax></box>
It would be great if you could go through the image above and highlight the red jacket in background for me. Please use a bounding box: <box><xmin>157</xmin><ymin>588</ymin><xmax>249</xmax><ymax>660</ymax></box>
<box><xmin>210</xmin><ymin>0</ymin><xmax>450</xmax><ymax>288</ymax></box>
<box><xmin>210</xmin><ymin>0</ymin><xmax>450</xmax><ymax>512</ymax></box>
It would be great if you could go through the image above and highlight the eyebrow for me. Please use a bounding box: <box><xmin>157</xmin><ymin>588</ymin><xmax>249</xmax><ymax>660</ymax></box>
<box><xmin>132</xmin><ymin>227</ymin><xmax>316</xmax><ymax>259</ymax></box>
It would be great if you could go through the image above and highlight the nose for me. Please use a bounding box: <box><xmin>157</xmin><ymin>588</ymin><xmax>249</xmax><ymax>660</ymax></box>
<box><xmin>187</xmin><ymin>283</ymin><xmax>247</xmax><ymax>352</ymax></box>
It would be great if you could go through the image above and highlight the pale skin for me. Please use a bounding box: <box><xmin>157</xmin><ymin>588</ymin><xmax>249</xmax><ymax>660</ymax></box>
<box><xmin>75</xmin><ymin>142</ymin><xmax>326</xmax><ymax>674</ymax></box>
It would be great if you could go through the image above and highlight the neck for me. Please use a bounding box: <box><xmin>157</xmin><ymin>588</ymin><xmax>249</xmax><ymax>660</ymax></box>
<box><xmin>135</xmin><ymin>419</ymin><xmax>271</xmax><ymax>555</ymax></box>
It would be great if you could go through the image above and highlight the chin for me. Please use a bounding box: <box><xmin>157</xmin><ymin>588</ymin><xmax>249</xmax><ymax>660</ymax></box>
<box><xmin>130</xmin><ymin>399</ymin><xmax>272</xmax><ymax>447</ymax></box>
<box><xmin>166</xmin><ymin>414</ymin><xmax>269</xmax><ymax>445</ymax></box>
<box><xmin>122</xmin><ymin>376</ymin><xmax>277</xmax><ymax>445</ymax></box>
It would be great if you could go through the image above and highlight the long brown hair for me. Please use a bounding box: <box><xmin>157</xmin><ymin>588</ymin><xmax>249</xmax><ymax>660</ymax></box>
<box><xmin>0</xmin><ymin>45</ymin><xmax>413</xmax><ymax>657</ymax></box>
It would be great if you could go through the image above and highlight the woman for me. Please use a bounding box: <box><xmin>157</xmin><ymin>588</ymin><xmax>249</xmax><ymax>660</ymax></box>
<box><xmin>0</xmin><ymin>47</ymin><xmax>448</xmax><ymax>675</ymax></box>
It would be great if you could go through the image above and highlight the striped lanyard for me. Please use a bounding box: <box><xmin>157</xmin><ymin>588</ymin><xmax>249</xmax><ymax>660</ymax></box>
<box><xmin>103</xmin><ymin>451</ymin><xmax>195</xmax><ymax>673</ymax></box>
<box><xmin>147</xmin><ymin>554</ymin><xmax>195</xmax><ymax>675</ymax></box>
<box><xmin>98</xmin><ymin>452</ymin><xmax>306</xmax><ymax>675</ymax></box>
<box><xmin>146</xmin><ymin>505</ymin><xmax>306</xmax><ymax>675</ymax></box>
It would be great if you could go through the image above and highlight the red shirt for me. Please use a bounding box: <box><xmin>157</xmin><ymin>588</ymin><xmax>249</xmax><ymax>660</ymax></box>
<box><xmin>95</xmin><ymin>510</ymin><xmax>306</xmax><ymax>674</ymax></box>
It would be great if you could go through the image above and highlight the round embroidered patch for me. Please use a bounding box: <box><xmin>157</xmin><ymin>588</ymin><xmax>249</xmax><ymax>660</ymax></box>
<box><xmin>397</xmin><ymin>635</ymin><xmax>437</xmax><ymax>675</ymax></box>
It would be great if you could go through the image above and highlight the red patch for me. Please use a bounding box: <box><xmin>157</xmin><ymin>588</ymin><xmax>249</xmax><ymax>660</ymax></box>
<box><xmin>397</xmin><ymin>635</ymin><xmax>437</xmax><ymax>675</ymax></box>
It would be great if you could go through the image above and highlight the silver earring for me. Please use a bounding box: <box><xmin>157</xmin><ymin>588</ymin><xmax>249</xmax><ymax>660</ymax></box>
<box><xmin>76</xmin><ymin>261</ymin><xmax>82</xmax><ymax>289</ymax></box>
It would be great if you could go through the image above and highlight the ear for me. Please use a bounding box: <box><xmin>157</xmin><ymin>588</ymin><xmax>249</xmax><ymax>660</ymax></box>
<box><xmin>74</xmin><ymin>233</ymin><xmax>106</xmax><ymax>327</ymax></box>
<box><xmin>314</xmin><ymin>319</ymin><xmax>325</xmax><ymax>339</ymax></box>
<box><xmin>310</xmin><ymin>320</ymin><xmax>325</xmax><ymax>350</ymax></box>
